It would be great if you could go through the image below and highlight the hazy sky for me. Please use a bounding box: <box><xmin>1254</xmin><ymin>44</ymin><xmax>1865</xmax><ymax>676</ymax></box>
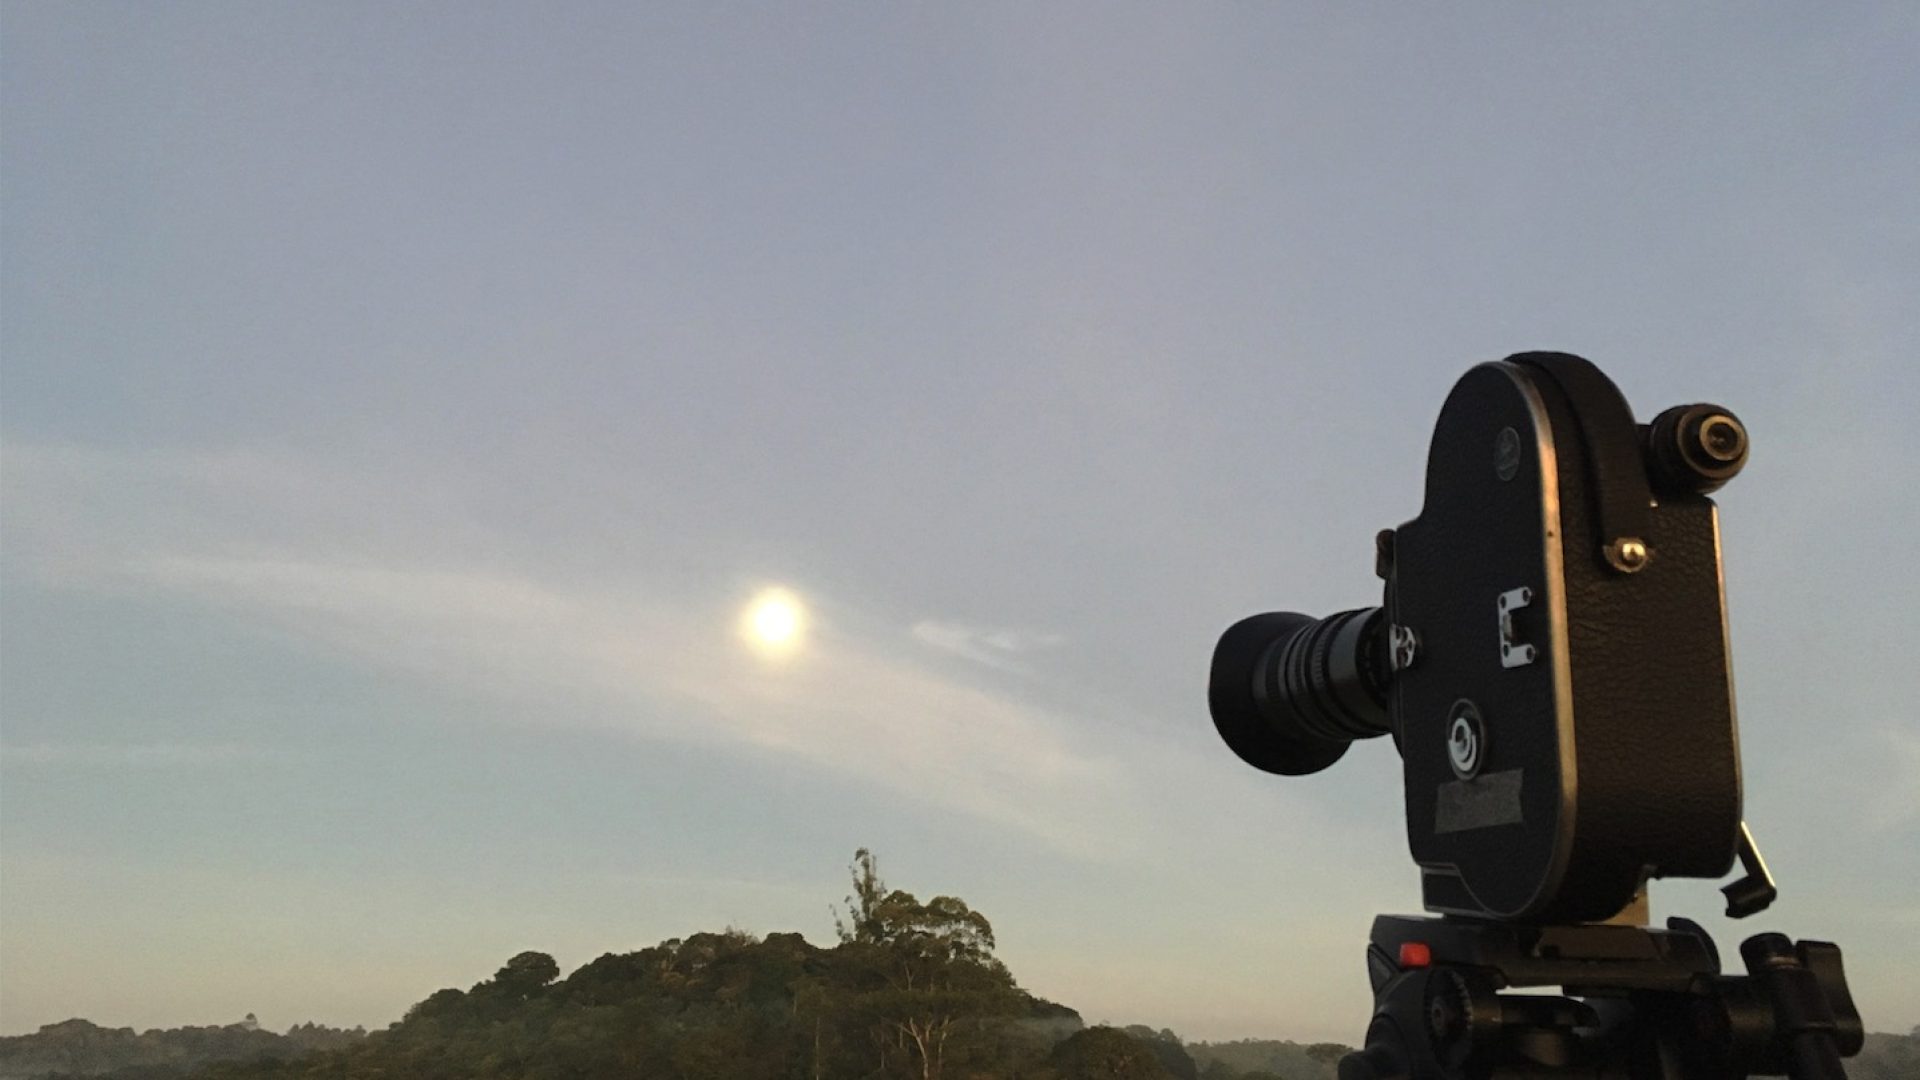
<box><xmin>3</xmin><ymin>3</ymin><xmax>1916</xmax><ymax>1044</ymax></box>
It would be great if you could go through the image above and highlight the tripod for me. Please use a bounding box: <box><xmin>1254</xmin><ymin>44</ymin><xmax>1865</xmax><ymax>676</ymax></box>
<box><xmin>1336</xmin><ymin>915</ymin><xmax>1861</xmax><ymax>1079</ymax></box>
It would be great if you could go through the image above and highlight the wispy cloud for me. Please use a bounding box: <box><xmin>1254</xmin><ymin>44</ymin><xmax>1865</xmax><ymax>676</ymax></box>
<box><xmin>911</xmin><ymin>620</ymin><xmax>1065</xmax><ymax>671</ymax></box>
<box><xmin>1</xmin><ymin>443</ymin><xmax>1141</xmax><ymax>859</ymax></box>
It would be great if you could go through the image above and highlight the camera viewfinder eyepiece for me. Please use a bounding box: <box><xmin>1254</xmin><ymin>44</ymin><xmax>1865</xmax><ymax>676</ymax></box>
<box><xmin>1647</xmin><ymin>402</ymin><xmax>1749</xmax><ymax>494</ymax></box>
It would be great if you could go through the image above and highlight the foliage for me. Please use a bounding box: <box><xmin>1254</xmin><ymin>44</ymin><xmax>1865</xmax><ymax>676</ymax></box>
<box><xmin>1045</xmin><ymin>1027</ymin><xmax>1172</xmax><ymax>1079</ymax></box>
<box><xmin>488</xmin><ymin>952</ymin><xmax>561</xmax><ymax>1000</ymax></box>
<box><xmin>831</xmin><ymin>848</ymin><xmax>1021</xmax><ymax>1080</ymax></box>
<box><xmin>0</xmin><ymin>1018</ymin><xmax>363</xmax><ymax>1080</ymax></box>
<box><xmin>102</xmin><ymin>851</ymin><xmax>1070</xmax><ymax>1080</ymax></box>
<box><xmin>7</xmin><ymin>852</ymin><xmax>1915</xmax><ymax>1080</ymax></box>
<box><xmin>1186</xmin><ymin>1037</ymin><xmax>1350</xmax><ymax>1080</ymax></box>
<box><xmin>1117</xmin><ymin>1027</ymin><xmax>1196</xmax><ymax>1080</ymax></box>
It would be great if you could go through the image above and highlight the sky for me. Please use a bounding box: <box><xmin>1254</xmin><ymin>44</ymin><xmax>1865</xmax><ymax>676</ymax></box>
<box><xmin>2</xmin><ymin>2</ymin><xmax>1917</xmax><ymax>1045</ymax></box>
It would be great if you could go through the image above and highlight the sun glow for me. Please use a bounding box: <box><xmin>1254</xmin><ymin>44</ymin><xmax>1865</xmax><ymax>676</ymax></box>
<box><xmin>741</xmin><ymin>588</ymin><xmax>807</xmax><ymax>658</ymax></box>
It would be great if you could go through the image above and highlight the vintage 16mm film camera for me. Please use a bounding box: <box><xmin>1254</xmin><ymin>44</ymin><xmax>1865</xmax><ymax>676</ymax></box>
<box><xmin>1209</xmin><ymin>354</ymin><xmax>1860</xmax><ymax>1078</ymax></box>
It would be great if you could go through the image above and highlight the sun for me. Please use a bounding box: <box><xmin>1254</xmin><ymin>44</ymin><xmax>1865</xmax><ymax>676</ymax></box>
<box><xmin>741</xmin><ymin>588</ymin><xmax>807</xmax><ymax>658</ymax></box>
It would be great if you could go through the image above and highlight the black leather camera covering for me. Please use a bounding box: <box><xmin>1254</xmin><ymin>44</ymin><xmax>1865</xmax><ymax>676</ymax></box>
<box><xmin>1390</xmin><ymin>359</ymin><xmax>1741</xmax><ymax>922</ymax></box>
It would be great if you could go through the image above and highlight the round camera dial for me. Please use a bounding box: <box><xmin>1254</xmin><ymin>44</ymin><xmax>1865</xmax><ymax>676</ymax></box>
<box><xmin>1447</xmin><ymin>699</ymin><xmax>1486</xmax><ymax>780</ymax></box>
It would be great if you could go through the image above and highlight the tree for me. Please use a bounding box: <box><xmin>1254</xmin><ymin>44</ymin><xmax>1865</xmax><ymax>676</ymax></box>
<box><xmin>833</xmin><ymin>849</ymin><xmax>1021</xmax><ymax>1080</ymax></box>
<box><xmin>1305</xmin><ymin>1042</ymin><xmax>1349</xmax><ymax>1065</ymax></box>
<box><xmin>486</xmin><ymin>951</ymin><xmax>560</xmax><ymax>1000</ymax></box>
<box><xmin>1121</xmin><ymin>1025</ymin><xmax>1198</xmax><ymax>1080</ymax></box>
<box><xmin>402</xmin><ymin>987</ymin><xmax>468</xmax><ymax>1023</ymax></box>
<box><xmin>836</xmin><ymin>847</ymin><xmax>891</xmax><ymax>946</ymax></box>
<box><xmin>1049</xmin><ymin>1027</ymin><xmax>1174</xmax><ymax>1079</ymax></box>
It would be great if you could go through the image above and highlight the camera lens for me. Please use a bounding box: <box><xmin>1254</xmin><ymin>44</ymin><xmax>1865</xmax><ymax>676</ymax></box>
<box><xmin>1209</xmin><ymin>608</ymin><xmax>1392</xmax><ymax>775</ymax></box>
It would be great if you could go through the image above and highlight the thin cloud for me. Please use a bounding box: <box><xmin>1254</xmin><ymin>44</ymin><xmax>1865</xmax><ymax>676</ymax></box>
<box><xmin>911</xmin><ymin>620</ymin><xmax>1065</xmax><ymax>671</ymax></box>
<box><xmin>2</xmin><ymin>444</ymin><xmax>1141</xmax><ymax>860</ymax></box>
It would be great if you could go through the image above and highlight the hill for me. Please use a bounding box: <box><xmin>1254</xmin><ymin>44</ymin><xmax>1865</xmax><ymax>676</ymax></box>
<box><xmin>0</xmin><ymin>1018</ymin><xmax>362</xmax><ymax>1080</ymax></box>
<box><xmin>4</xmin><ymin>850</ymin><xmax>1912</xmax><ymax>1079</ymax></box>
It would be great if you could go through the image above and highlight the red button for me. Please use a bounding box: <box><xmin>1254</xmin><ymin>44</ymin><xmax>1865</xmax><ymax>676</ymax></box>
<box><xmin>1398</xmin><ymin>942</ymin><xmax>1433</xmax><ymax>968</ymax></box>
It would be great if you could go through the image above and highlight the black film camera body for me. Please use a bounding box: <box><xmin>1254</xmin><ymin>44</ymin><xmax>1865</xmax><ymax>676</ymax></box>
<box><xmin>1209</xmin><ymin>354</ymin><xmax>1860</xmax><ymax>1078</ymax></box>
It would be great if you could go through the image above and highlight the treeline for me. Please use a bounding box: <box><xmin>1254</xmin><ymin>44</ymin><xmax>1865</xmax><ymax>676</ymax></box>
<box><xmin>0</xmin><ymin>1018</ymin><xmax>362</xmax><ymax>1080</ymax></box>
<box><xmin>5</xmin><ymin>850</ymin><xmax>1913</xmax><ymax>1079</ymax></box>
<box><xmin>7</xmin><ymin>851</ymin><xmax>1326</xmax><ymax>1080</ymax></box>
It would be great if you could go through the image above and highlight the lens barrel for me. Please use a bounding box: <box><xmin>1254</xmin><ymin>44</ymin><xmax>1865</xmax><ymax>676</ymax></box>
<box><xmin>1209</xmin><ymin>608</ymin><xmax>1392</xmax><ymax>775</ymax></box>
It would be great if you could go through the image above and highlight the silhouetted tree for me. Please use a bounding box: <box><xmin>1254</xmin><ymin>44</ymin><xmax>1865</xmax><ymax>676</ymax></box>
<box><xmin>1049</xmin><ymin>1027</ymin><xmax>1173</xmax><ymax>1079</ymax></box>
<box><xmin>489</xmin><ymin>951</ymin><xmax>560</xmax><ymax>998</ymax></box>
<box><xmin>833</xmin><ymin>848</ymin><xmax>1022</xmax><ymax>1080</ymax></box>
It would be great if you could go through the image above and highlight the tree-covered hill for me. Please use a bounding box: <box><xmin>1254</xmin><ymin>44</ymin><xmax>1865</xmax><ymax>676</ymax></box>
<box><xmin>5</xmin><ymin>851</ymin><xmax>1913</xmax><ymax>1079</ymax></box>
<box><xmin>6</xmin><ymin>851</ymin><xmax>1234</xmax><ymax>1080</ymax></box>
<box><xmin>0</xmin><ymin>1018</ymin><xmax>362</xmax><ymax>1080</ymax></box>
<box><xmin>1182</xmin><ymin>1037</ymin><xmax>1350</xmax><ymax>1080</ymax></box>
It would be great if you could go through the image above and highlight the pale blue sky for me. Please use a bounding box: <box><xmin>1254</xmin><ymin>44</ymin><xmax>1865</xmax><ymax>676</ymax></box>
<box><xmin>3</xmin><ymin>3</ymin><xmax>1916</xmax><ymax>1043</ymax></box>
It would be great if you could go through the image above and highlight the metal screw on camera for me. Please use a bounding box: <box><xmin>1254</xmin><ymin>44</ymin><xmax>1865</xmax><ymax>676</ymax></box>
<box><xmin>1605</xmin><ymin>537</ymin><xmax>1650</xmax><ymax>574</ymax></box>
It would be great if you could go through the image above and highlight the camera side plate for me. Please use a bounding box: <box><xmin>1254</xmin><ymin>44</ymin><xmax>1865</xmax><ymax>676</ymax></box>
<box><xmin>1391</xmin><ymin>359</ymin><xmax>1741</xmax><ymax>922</ymax></box>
